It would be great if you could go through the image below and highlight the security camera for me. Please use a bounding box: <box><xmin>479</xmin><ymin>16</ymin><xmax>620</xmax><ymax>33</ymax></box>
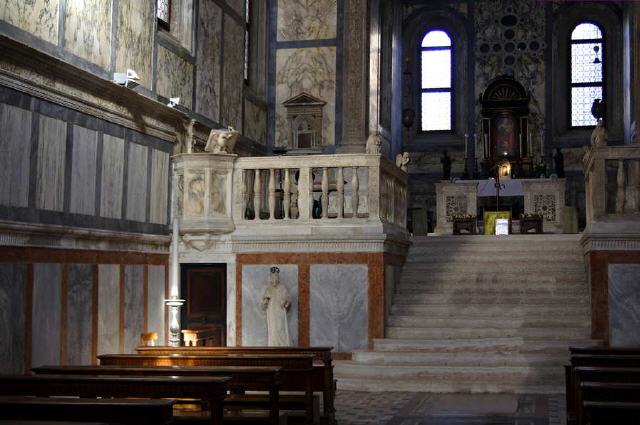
<box><xmin>113</xmin><ymin>69</ymin><xmax>140</xmax><ymax>88</ymax></box>
<box><xmin>168</xmin><ymin>97</ymin><xmax>180</xmax><ymax>108</ymax></box>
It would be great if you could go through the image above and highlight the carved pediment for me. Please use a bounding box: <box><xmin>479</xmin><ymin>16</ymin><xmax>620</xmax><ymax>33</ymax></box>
<box><xmin>283</xmin><ymin>92</ymin><xmax>327</xmax><ymax>108</ymax></box>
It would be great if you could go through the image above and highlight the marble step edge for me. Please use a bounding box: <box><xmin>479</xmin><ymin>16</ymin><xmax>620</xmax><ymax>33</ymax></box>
<box><xmin>405</xmin><ymin>254</ymin><xmax>583</xmax><ymax>262</ymax></box>
<box><xmin>389</xmin><ymin>304</ymin><xmax>590</xmax><ymax>314</ymax></box>
<box><xmin>335</xmin><ymin>378</ymin><xmax>565</xmax><ymax>394</ymax></box>
<box><xmin>386</xmin><ymin>317</ymin><xmax>590</xmax><ymax>328</ymax></box>
<box><xmin>391</xmin><ymin>295</ymin><xmax>590</xmax><ymax>304</ymax></box>
<box><xmin>401</xmin><ymin>265</ymin><xmax>585</xmax><ymax>274</ymax></box>
<box><xmin>372</xmin><ymin>337</ymin><xmax>601</xmax><ymax>351</ymax></box>
<box><xmin>334</xmin><ymin>362</ymin><xmax>564</xmax><ymax>376</ymax></box>
<box><xmin>386</xmin><ymin>328</ymin><xmax>591</xmax><ymax>339</ymax></box>
<box><xmin>350</xmin><ymin>352</ymin><xmax>569</xmax><ymax>366</ymax></box>
<box><xmin>393</xmin><ymin>288</ymin><xmax>588</xmax><ymax>296</ymax></box>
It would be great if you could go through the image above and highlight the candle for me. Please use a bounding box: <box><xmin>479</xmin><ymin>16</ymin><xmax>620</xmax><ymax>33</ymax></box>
<box><xmin>474</xmin><ymin>133</ymin><xmax>478</xmax><ymax>158</ymax></box>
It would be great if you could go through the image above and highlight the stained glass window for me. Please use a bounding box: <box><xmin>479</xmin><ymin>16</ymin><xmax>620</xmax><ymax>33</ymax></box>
<box><xmin>420</xmin><ymin>30</ymin><xmax>452</xmax><ymax>131</ymax></box>
<box><xmin>157</xmin><ymin>0</ymin><xmax>170</xmax><ymax>29</ymax></box>
<box><xmin>570</xmin><ymin>22</ymin><xmax>603</xmax><ymax>127</ymax></box>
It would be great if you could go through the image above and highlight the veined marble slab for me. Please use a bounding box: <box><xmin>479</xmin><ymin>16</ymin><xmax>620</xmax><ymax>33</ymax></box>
<box><xmin>100</xmin><ymin>134</ymin><xmax>124</xmax><ymax>219</ymax></box>
<box><xmin>0</xmin><ymin>263</ymin><xmax>25</xmax><ymax>373</ymax></box>
<box><xmin>609</xmin><ymin>264</ymin><xmax>640</xmax><ymax>348</ymax></box>
<box><xmin>226</xmin><ymin>0</ymin><xmax>244</xmax><ymax>16</ymax></box>
<box><xmin>67</xmin><ymin>264</ymin><xmax>93</xmax><ymax>364</ymax></box>
<box><xmin>126</xmin><ymin>143</ymin><xmax>148</xmax><ymax>222</ymax></box>
<box><xmin>0</xmin><ymin>104</ymin><xmax>31</xmax><ymax>208</ymax></box>
<box><xmin>310</xmin><ymin>264</ymin><xmax>368</xmax><ymax>352</ymax></box>
<box><xmin>156</xmin><ymin>46</ymin><xmax>194</xmax><ymax>110</ymax></box>
<box><xmin>150</xmin><ymin>150</ymin><xmax>169</xmax><ymax>224</ymax></box>
<box><xmin>70</xmin><ymin>125</ymin><xmax>98</xmax><ymax>215</ymax></box>
<box><xmin>63</xmin><ymin>0</ymin><xmax>112</xmax><ymax>69</ymax></box>
<box><xmin>221</xmin><ymin>18</ymin><xmax>244</xmax><ymax>130</ymax></box>
<box><xmin>244</xmin><ymin>99</ymin><xmax>267</xmax><ymax>145</ymax></box>
<box><xmin>195</xmin><ymin>0</ymin><xmax>222</xmax><ymax>121</ymax></box>
<box><xmin>227</xmin><ymin>264</ymin><xmax>236</xmax><ymax>346</ymax></box>
<box><xmin>169</xmin><ymin>0</ymin><xmax>194</xmax><ymax>50</ymax></box>
<box><xmin>36</xmin><ymin>115</ymin><xmax>66</xmax><ymax>212</ymax></box>
<box><xmin>98</xmin><ymin>264</ymin><xmax>120</xmax><ymax>355</ymax></box>
<box><xmin>123</xmin><ymin>265</ymin><xmax>144</xmax><ymax>353</ymax></box>
<box><xmin>115</xmin><ymin>0</ymin><xmax>153</xmax><ymax>88</ymax></box>
<box><xmin>277</xmin><ymin>0</ymin><xmax>337</xmax><ymax>41</ymax></box>
<box><xmin>0</xmin><ymin>0</ymin><xmax>59</xmax><ymax>43</ymax></box>
<box><xmin>32</xmin><ymin>263</ymin><xmax>61</xmax><ymax>367</ymax></box>
<box><xmin>242</xmin><ymin>265</ymin><xmax>298</xmax><ymax>346</ymax></box>
<box><xmin>147</xmin><ymin>265</ymin><xmax>165</xmax><ymax>345</ymax></box>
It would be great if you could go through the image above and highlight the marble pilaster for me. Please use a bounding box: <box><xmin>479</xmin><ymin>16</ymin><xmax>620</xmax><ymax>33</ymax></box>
<box><xmin>98</xmin><ymin>264</ymin><xmax>120</xmax><ymax>355</ymax></box>
<box><xmin>123</xmin><ymin>265</ymin><xmax>144</xmax><ymax>353</ymax></box>
<box><xmin>0</xmin><ymin>104</ymin><xmax>31</xmax><ymax>208</ymax></box>
<box><xmin>150</xmin><ymin>150</ymin><xmax>169</xmax><ymax>224</ymax></box>
<box><xmin>32</xmin><ymin>263</ymin><xmax>61</xmax><ymax>367</ymax></box>
<box><xmin>67</xmin><ymin>264</ymin><xmax>93</xmax><ymax>364</ymax></box>
<box><xmin>36</xmin><ymin>115</ymin><xmax>66</xmax><ymax>212</ymax></box>
<box><xmin>0</xmin><ymin>263</ymin><xmax>25</xmax><ymax>374</ymax></box>
<box><xmin>126</xmin><ymin>143</ymin><xmax>148</xmax><ymax>222</ymax></box>
<box><xmin>100</xmin><ymin>134</ymin><xmax>125</xmax><ymax>219</ymax></box>
<box><xmin>147</xmin><ymin>265</ymin><xmax>166</xmax><ymax>345</ymax></box>
<box><xmin>70</xmin><ymin>126</ymin><xmax>98</xmax><ymax>215</ymax></box>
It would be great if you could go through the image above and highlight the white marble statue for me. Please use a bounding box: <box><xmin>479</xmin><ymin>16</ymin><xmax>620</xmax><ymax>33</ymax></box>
<box><xmin>175</xmin><ymin>118</ymin><xmax>196</xmax><ymax>154</ymax></box>
<box><xmin>591</xmin><ymin>119</ymin><xmax>608</xmax><ymax>147</ymax></box>
<box><xmin>261</xmin><ymin>267</ymin><xmax>291</xmax><ymax>346</ymax></box>
<box><xmin>395</xmin><ymin>152</ymin><xmax>410</xmax><ymax>172</ymax></box>
<box><xmin>365</xmin><ymin>129</ymin><xmax>382</xmax><ymax>154</ymax></box>
<box><xmin>205</xmin><ymin>126</ymin><xmax>239</xmax><ymax>154</ymax></box>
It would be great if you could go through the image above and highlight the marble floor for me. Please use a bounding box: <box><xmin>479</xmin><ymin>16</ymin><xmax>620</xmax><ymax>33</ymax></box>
<box><xmin>333</xmin><ymin>391</ymin><xmax>565</xmax><ymax>425</ymax></box>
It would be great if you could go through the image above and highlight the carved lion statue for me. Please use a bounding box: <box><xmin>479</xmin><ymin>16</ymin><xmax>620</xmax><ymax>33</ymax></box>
<box><xmin>205</xmin><ymin>126</ymin><xmax>239</xmax><ymax>154</ymax></box>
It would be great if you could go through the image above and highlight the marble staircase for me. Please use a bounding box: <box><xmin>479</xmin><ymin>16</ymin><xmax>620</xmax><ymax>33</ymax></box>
<box><xmin>335</xmin><ymin>234</ymin><xmax>598</xmax><ymax>393</ymax></box>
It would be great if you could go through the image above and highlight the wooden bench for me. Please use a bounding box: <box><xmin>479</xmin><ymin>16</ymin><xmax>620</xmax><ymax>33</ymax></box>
<box><xmin>136</xmin><ymin>346</ymin><xmax>335</xmax><ymax>421</ymax></box>
<box><xmin>0</xmin><ymin>396</ymin><xmax>175</xmax><ymax>425</ymax></box>
<box><xmin>99</xmin><ymin>353</ymin><xmax>315</xmax><ymax>425</ymax></box>
<box><xmin>33</xmin><ymin>365</ymin><xmax>281</xmax><ymax>425</ymax></box>
<box><xmin>0</xmin><ymin>375</ymin><xmax>229</xmax><ymax>425</ymax></box>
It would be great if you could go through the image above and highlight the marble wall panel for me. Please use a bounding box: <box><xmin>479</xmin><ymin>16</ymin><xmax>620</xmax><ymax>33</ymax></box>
<box><xmin>275</xmin><ymin>47</ymin><xmax>336</xmax><ymax>147</ymax></box>
<box><xmin>150</xmin><ymin>150</ymin><xmax>169</xmax><ymax>224</ymax></box>
<box><xmin>115</xmin><ymin>0</ymin><xmax>153</xmax><ymax>88</ymax></box>
<box><xmin>0</xmin><ymin>263</ymin><xmax>25</xmax><ymax>374</ymax></box>
<box><xmin>220</xmin><ymin>18</ymin><xmax>244</xmax><ymax>130</ymax></box>
<box><xmin>67</xmin><ymin>264</ymin><xmax>93</xmax><ymax>364</ymax></box>
<box><xmin>195</xmin><ymin>0</ymin><xmax>222</xmax><ymax>121</ymax></box>
<box><xmin>0</xmin><ymin>0</ymin><xmax>59</xmax><ymax>43</ymax></box>
<box><xmin>209</xmin><ymin>172</ymin><xmax>227</xmax><ymax>216</ymax></box>
<box><xmin>126</xmin><ymin>143</ymin><xmax>148</xmax><ymax>222</ymax></box>
<box><xmin>63</xmin><ymin>0</ymin><xmax>112</xmax><ymax>69</ymax></box>
<box><xmin>170</xmin><ymin>0</ymin><xmax>194</xmax><ymax>50</ymax></box>
<box><xmin>609</xmin><ymin>264</ymin><xmax>640</xmax><ymax>348</ymax></box>
<box><xmin>123</xmin><ymin>265</ymin><xmax>144</xmax><ymax>353</ymax></box>
<box><xmin>70</xmin><ymin>126</ymin><xmax>98</xmax><ymax>215</ymax></box>
<box><xmin>100</xmin><ymin>134</ymin><xmax>124</xmax><ymax>219</ymax></box>
<box><xmin>36</xmin><ymin>115</ymin><xmax>66</xmax><ymax>212</ymax></box>
<box><xmin>0</xmin><ymin>104</ymin><xmax>31</xmax><ymax>208</ymax></box>
<box><xmin>227</xmin><ymin>264</ymin><xmax>236</xmax><ymax>346</ymax></box>
<box><xmin>244</xmin><ymin>99</ymin><xmax>267</xmax><ymax>145</ymax></box>
<box><xmin>277</xmin><ymin>0</ymin><xmax>337</xmax><ymax>41</ymax></box>
<box><xmin>32</xmin><ymin>263</ymin><xmax>60</xmax><ymax>367</ymax></box>
<box><xmin>310</xmin><ymin>264</ymin><xmax>368</xmax><ymax>352</ymax></box>
<box><xmin>156</xmin><ymin>46</ymin><xmax>194</xmax><ymax>110</ymax></box>
<box><xmin>242</xmin><ymin>265</ymin><xmax>298</xmax><ymax>346</ymax></box>
<box><xmin>226</xmin><ymin>0</ymin><xmax>244</xmax><ymax>17</ymax></box>
<box><xmin>147</xmin><ymin>265</ymin><xmax>166</xmax><ymax>345</ymax></box>
<box><xmin>98</xmin><ymin>264</ymin><xmax>120</xmax><ymax>355</ymax></box>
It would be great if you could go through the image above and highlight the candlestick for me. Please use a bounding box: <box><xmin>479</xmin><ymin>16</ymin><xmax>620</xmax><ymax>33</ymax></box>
<box><xmin>165</xmin><ymin>218</ymin><xmax>185</xmax><ymax>347</ymax></box>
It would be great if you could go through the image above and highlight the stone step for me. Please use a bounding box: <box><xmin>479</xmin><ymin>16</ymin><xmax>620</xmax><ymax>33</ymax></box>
<box><xmin>335</xmin><ymin>377</ymin><xmax>565</xmax><ymax>393</ymax></box>
<box><xmin>351</xmin><ymin>350</ymin><xmax>568</xmax><ymax>366</ymax></box>
<box><xmin>389</xmin><ymin>304</ymin><xmax>590</xmax><ymax>318</ymax></box>
<box><xmin>386</xmin><ymin>326</ymin><xmax>591</xmax><ymax>340</ymax></box>
<box><xmin>392</xmin><ymin>293</ymin><xmax>589</xmax><ymax>305</ymax></box>
<box><xmin>405</xmin><ymin>253</ymin><xmax>583</xmax><ymax>263</ymax></box>
<box><xmin>402</xmin><ymin>263</ymin><xmax>585</xmax><ymax>274</ymax></box>
<box><xmin>372</xmin><ymin>337</ymin><xmax>601</xmax><ymax>352</ymax></box>
<box><xmin>409</xmin><ymin>234</ymin><xmax>581</xmax><ymax>244</ymax></box>
<box><xmin>387</xmin><ymin>316</ymin><xmax>589</xmax><ymax>329</ymax></box>
<box><xmin>394</xmin><ymin>285</ymin><xmax>587</xmax><ymax>296</ymax></box>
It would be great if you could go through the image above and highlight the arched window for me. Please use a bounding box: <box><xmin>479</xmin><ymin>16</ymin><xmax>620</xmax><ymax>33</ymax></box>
<box><xmin>420</xmin><ymin>30</ymin><xmax>452</xmax><ymax>131</ymax></box>
<box><xmin>570</xmin><ymin>22</ymin><xmax>603</xmax><ymax>127</ymax></box>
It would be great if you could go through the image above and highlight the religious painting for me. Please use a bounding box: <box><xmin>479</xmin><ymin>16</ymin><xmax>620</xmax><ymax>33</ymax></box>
<box><xmin>493</xmin><ymin>114</ymin><xmax>518</xmax><ymax>158</ymax></box>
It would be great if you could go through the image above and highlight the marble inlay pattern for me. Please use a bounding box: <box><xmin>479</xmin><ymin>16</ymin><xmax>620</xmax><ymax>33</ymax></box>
<box><xmin>36</xmin><ymin>115</ymin><xmax>66</xmax><ymax>212</ymax></box>
<box><xmin>0</xmin><ymin>0</ymin><xmax>59</xmax><ymax>43</ymax></box>
<box><xmin>126</xmin><ymin>143</ymin><xmax>148</xmax><ymax>222</ymax></box>
<box><xmin>221</xmin><ymin>18</ymin><xmax>244</xmax><ymax>130</ymax></box>
<box><xmin>0</xmin><ymin>104</ymin><xmax>31</xmax><ymax>208</ymax></box>
<box><xmin>277</xmin><ymin>0</ymin><xmax>337</xmax><ymax>41</ymax></box>
<box><xmin>100</xmin><ymin>135</ymin><xmax>124</xmax><ymax>219</ymax></box>
<box><xmin>63</xmin><ymin>0</ymin><xmax>112</xmax><ymax>69</ymax></box>
<box><xmin>195</xmin><ymin>0</ymin><xmax>222</xmax><ymax>121</ymax></box>
<box><xmin>123</xmin><ymin>265</ymin><xmax>144</xmax><ymax>353</ymax></box>
<box><xmin>70</xmin><ymin>126</ymin><xmax>98</xmax><ymax>215</ymax></box>
<box><xmin>310</xmin><ymin>264</ymin><xmax>368</xmax><ymax>352</ymax></box>
<box><xmin>115</xmin><ymin>0</ymin><xmax>153</xmax><ymax>88</ymax></box>
<box><xmin>275</xmin><ymin>47</ymin><xmax>336</xmax><ymax>147</ymax></box>
<box><xmin>32</xmin><ymin>263</ymin><xmax>61</xmax><ymax>367</ymax></box>
<box><xmin>0</xmin><ymin>263</ymin><xmax>25</xmax><ymax>374</ymax></box>
<box><xmin>150</xmin><ymin>150</ymin><xmax>169</xmax><ymax>224</ymax></box>
<box><xmin>242</xmin><ymin>265</ymin><xmax>298</xmax><ymax>346</ymax></box>
<box><xmin>147</xmin><ymin>265</ymin><xmax>165</xmax><ymax>345</ymax></box>
<box><xmin>67</xmin><ymin>264</ymin><xmax>93</xmax><ymax>365</ymax></box>
<box><xmin>98</xmin><ymin>264</ymin><xmax>120</xmax><ymax>355</ymax></box>
<box><xmin>244</xmin><ymin>99</ymin><xmax>267</xmax><ymax>145</ymax></box>
<box><xmin>156</xmin><ymin>46</ymin><xmax>194</xmax><ymax>110</ymax></box>
<box><xmin>609</xmin><ymin>264</ymin><xmax>640</xmax><ymax>348</ymax></box>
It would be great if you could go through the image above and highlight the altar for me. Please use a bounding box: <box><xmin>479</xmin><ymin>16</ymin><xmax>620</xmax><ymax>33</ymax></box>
<box><xmin>434</xmin><ymin>178</ymin><xmax>566</xmax><ymax>234</ymax></box>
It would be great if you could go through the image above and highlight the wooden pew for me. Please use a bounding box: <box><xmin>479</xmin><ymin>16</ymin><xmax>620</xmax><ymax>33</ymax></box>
<box><xmin>0</xmin><ymin>375</ymin><xmax>229</xmax><ymax>425</ymax></box>
<box><xmin>136</xmin><ymin>345</ymin><xmax>335</xmax><ymax>421</ymax></box>
<box><xmin>99</xmin><ymin>353</ymin><xmax>316</xmax><ymax>425</ymax></box>
<box><xmin>0</xmin><ymin>396</ymin><xmax>174</xmax><ymax>424</ymax></box>
<box><xmin>33</xmin><ymin>365</ymin><xmax>281</xmax><ymax>425</ymax></box>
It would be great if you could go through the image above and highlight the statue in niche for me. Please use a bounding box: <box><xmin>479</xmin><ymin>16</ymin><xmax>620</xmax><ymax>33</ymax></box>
<box><xmin>205</xmin><ymin>126</ymin><xmax>239</xmax><ymax>154</ymax></box>
<box><xmin>591</xmin><ymin>120</ymin><xmax>608</xmax><ymax>148</ymax></box>
<box><xmin>441</xmin><ymin>150</ymin><xmax>452</xmax><ymax>180</ymax></box>
<box><xmin>553</xmin><ymin>148</ymin><xmax>565</xmax><ymax>178</ymax></box>
<box><xmin>365</xmin><ymin>130</ymin><xmax>382</xmax><ymax>154</ymax></box>
<box><xmin>395</xmin><ymin>152</ymin><xmax>410</xmax><ymax>172</ymax></box>
<box><xmin>261</xmin><ymin>267</ymin><xmax>291</xmax><ymax>347</ymax></box>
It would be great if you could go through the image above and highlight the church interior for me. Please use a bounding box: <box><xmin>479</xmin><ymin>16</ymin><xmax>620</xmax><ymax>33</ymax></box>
<box><xmin>0</xmin><ymin>0</ymin><xmax>639</xmax><ymax>424</ymax></box>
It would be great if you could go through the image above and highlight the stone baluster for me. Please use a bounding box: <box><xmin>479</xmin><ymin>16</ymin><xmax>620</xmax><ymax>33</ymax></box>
<box><xmin>351</xmin><ymin>167</ymin><xmax>359</xmax><ymax>218</ymax></box>
<box><xmin>337</xmin><ymin>167</ymin><xmax>344</xmax><ymax>218</ymax></box>
<box><xmin>283</xmin><ymin>168</ymin><xmax>291</xmax><ymax>219</ymax></box>
<box><xmin>616</xmin><ymin>159</ymin><xmax>626</xmax><ymax>213</ymax></box>
<box><xmin>269</xmin><ymin>168</ymin><xmax>276</xmax><ymax>219</ymax></box>
<box><xmin>253</xmin><ymin>169</ymin><xmax>261</xmax><ymax>220</ymax></box>
<box><xmin>321</xmin><ymin>167</ymin><xmax>329</xmax><ymax>219</ymax></box>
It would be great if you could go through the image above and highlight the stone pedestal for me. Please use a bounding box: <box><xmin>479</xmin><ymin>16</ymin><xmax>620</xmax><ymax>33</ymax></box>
<box><xmin>434</xmin><ymin>181</ymin><xmax>479</xmax><ymax>234</ymax></box>
<box><xmin>522</xmin><ymin>179</ymin><xmax>566</xmax><ymax>234</ymax></box>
